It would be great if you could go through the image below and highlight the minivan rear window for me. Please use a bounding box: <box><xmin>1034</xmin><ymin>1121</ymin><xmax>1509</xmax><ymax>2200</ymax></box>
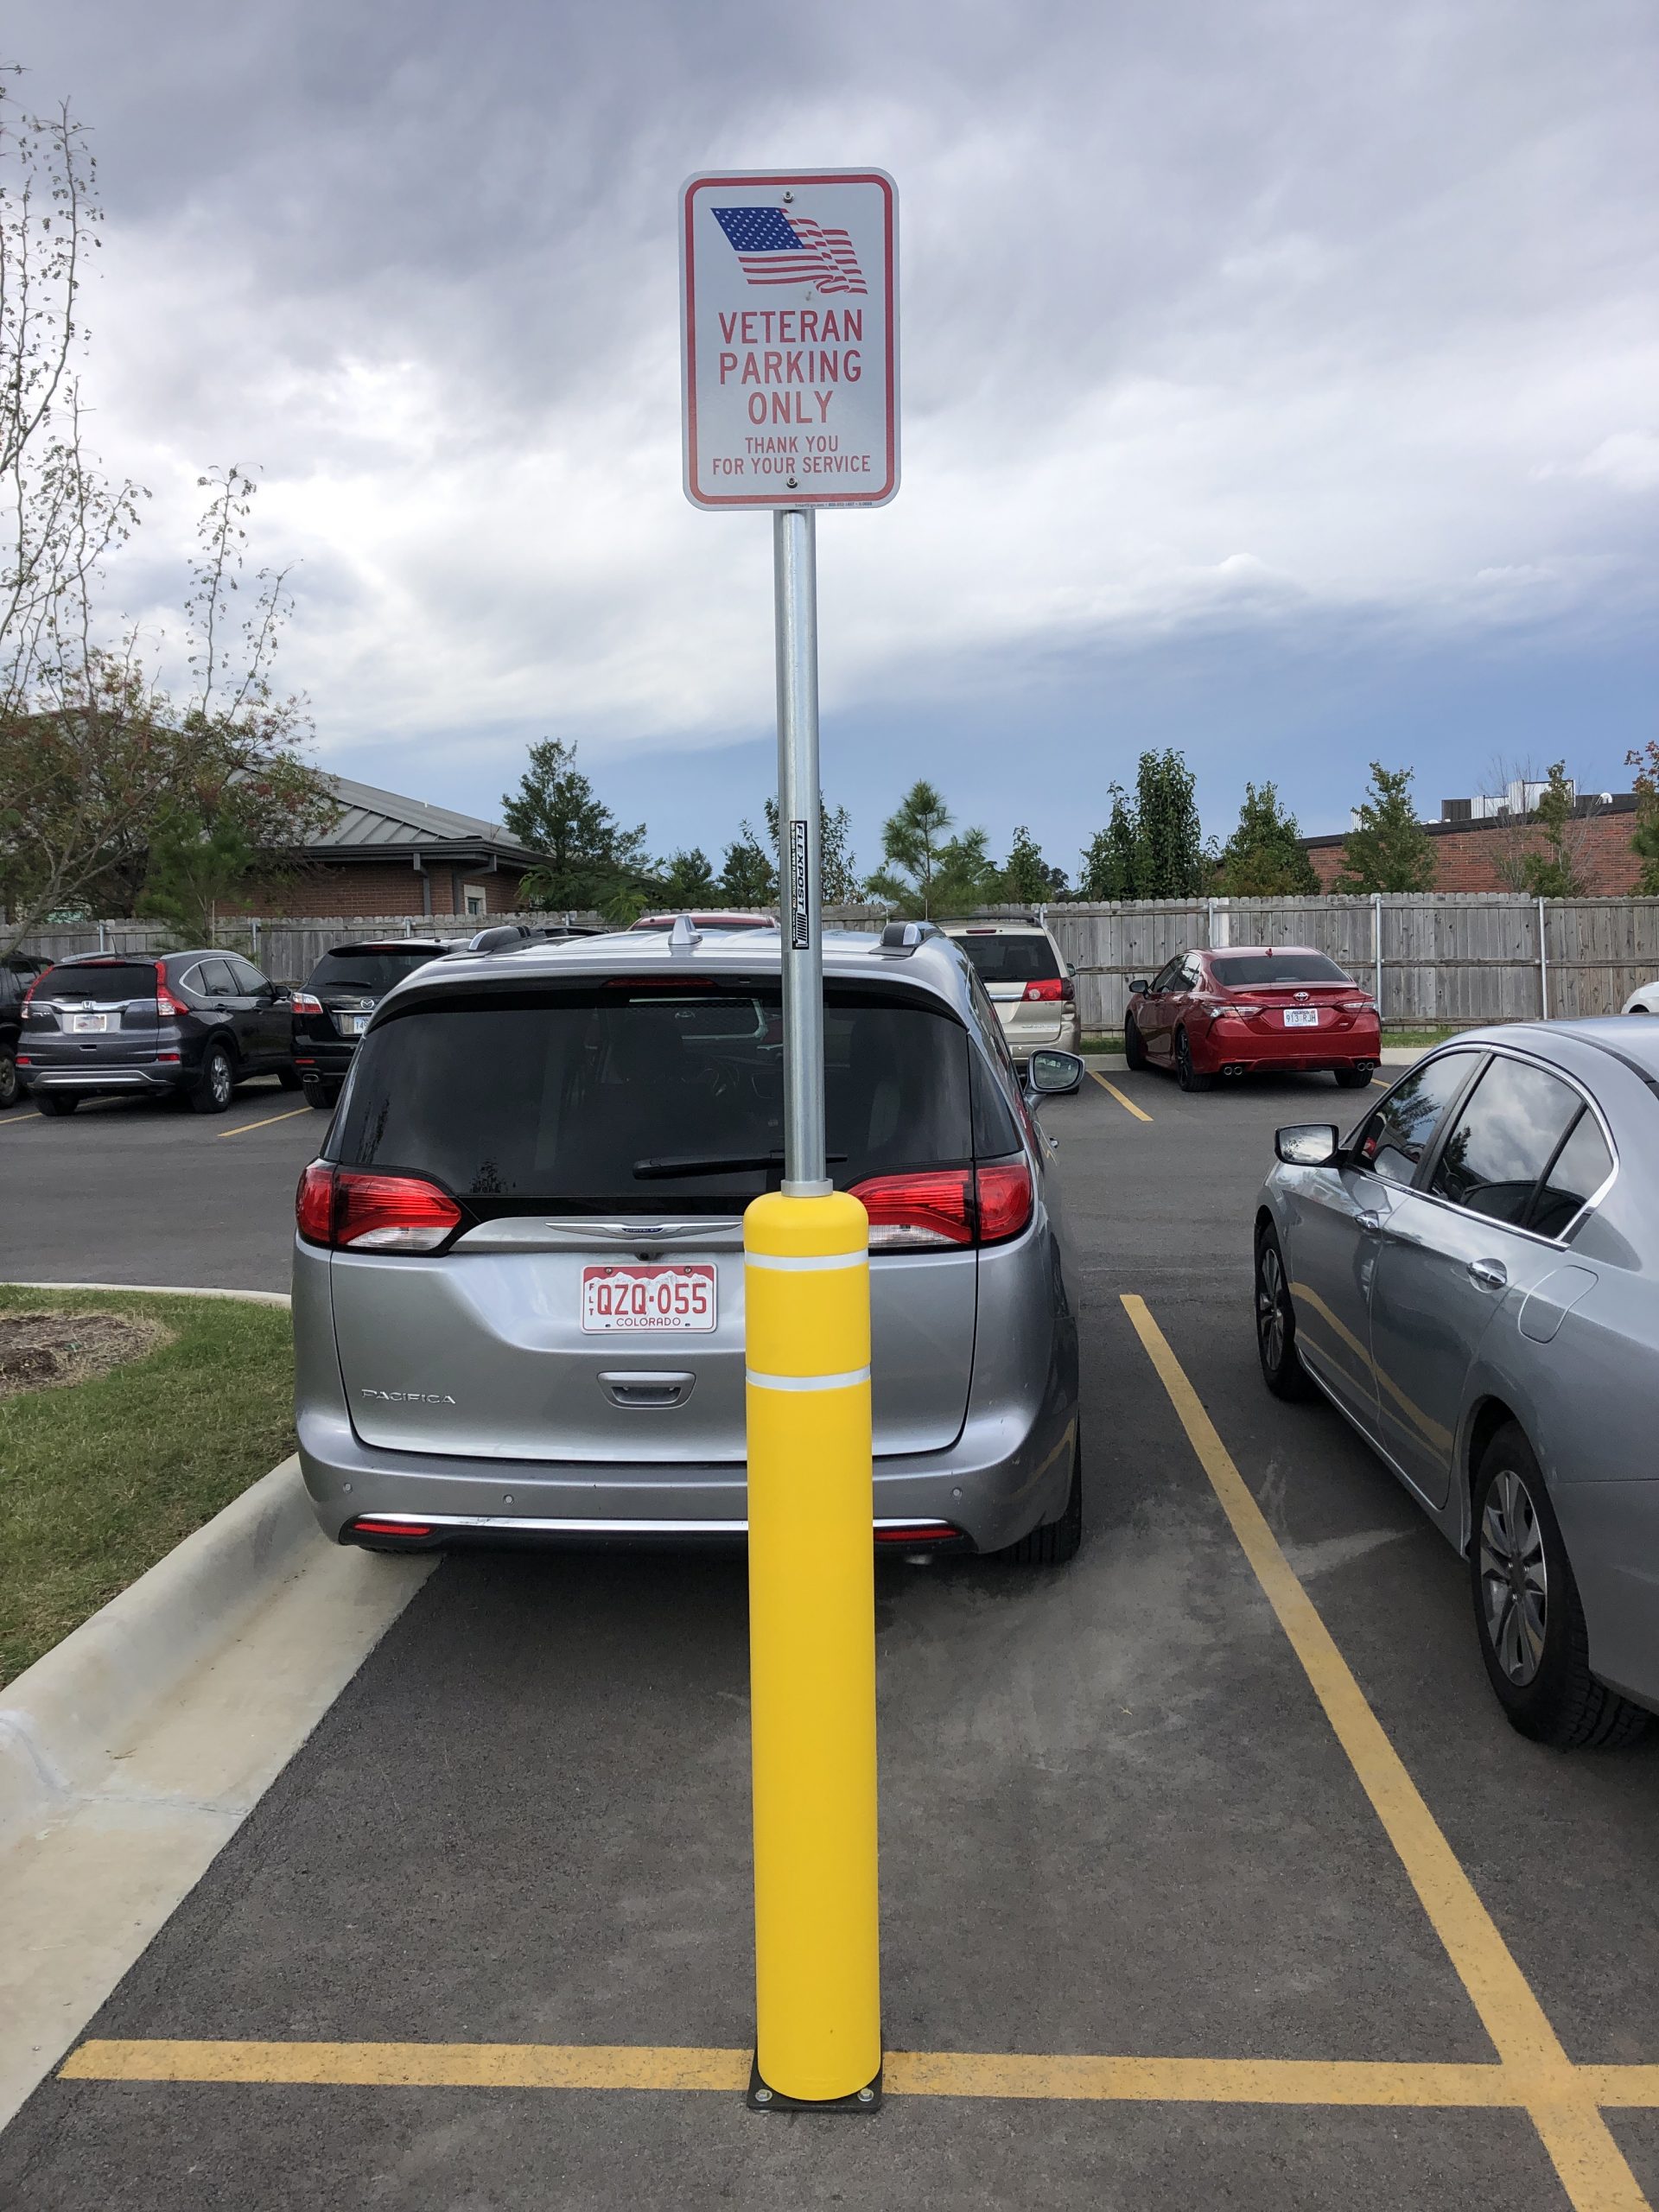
<box><xmin>327</xmin><ymin>982</ymin><xmax>978</xmax><ymax>1211</ymax></box>
<box><xmin>38</xmin><ymin>962</ymin><xmax>159</xmax><ymax>1001</ymax></box>
<box><xmin>308</xmin><ymin>950</ymin><xmax>444</xmax><ymax>997</ymax></box>
<box><xmin>1211</xmin><ymin>953</ymin><xmax>1350</xmax><ymax>986</ymax></box>
<box><xmin>954</xmin><ymin>935</ymin><xmax>1060</xmax><ymax>984</ymax></box>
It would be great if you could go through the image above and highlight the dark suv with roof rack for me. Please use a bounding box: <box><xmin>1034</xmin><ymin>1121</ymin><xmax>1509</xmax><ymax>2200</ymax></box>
<box><xmin>291</xmin><ymin>939</ymin><xmax>464</xmax><ymax>1109</ymax></box>
<box><xmin>18</xmin><ymin>950</ymin><xmax>298</xmax><ymax>1115</ymax></box>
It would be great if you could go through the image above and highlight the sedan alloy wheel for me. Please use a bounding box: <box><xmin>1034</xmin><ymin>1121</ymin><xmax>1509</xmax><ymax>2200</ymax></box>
<box><xmin>1477</xmin><ymin>1468</ymin><xmax>1547</xmax><ymax>1687</ymax></box>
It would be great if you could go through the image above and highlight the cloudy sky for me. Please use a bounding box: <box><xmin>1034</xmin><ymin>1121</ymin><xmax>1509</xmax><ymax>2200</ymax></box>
<box><xmin>9</xmin><ymin>0</ymin><xmax>1658</xmax><ymax>880</ymax></box>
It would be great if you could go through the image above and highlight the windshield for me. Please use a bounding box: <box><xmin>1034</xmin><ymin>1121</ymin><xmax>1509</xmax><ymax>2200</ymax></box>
<box><xmin>308</xmin><ymin>950</ymin><xmax>442</xmax><ymax>997</ymax></box>
<box><xmin>1211</xmin><ymin>952</ymin><xmax>1351</xmax><ymax>987</ymax></box>
<box><xmin>38</xmin><ymin>961</ymin><xmax>158</xmax><ymax>1001</ymax></box>
<box><xmin>953</xmin><ymin>935</ymin><xmax>1060</xmax><ymax>984</ymax></box>
<box><xmin>328</xmin><ymin>981</ymin><xmax>976</xmax><ymax>1211</ymax></box>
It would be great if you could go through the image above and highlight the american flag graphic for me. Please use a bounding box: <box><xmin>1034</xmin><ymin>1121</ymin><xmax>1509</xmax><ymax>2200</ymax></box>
<box><xmin>710</xmin><ymin>206</ymin><xmax>868</xmax><ymax>295</ymax></box>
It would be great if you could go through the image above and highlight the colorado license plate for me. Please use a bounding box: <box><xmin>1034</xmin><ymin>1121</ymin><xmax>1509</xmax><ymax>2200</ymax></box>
<box><xmin>69</xmin><ymin>1013</ymin><xmax>108</xmax><ymax>1033</ymax></box>
<box><xmin>581</xmin><ymin>1263</ymin><xmax>716</xmax><ymax>1332</ymax></box>
<box><xmin>1281</xmin><ymin>1007</ymin><xmax>1319</xmax><ymax>1028</ymax></box>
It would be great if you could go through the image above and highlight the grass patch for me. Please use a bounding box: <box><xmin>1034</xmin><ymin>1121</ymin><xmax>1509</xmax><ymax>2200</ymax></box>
<box><xmin>0</xmin><ymin>1287</ymin><xmax>295</xmax><ymax>1686</ymax></box>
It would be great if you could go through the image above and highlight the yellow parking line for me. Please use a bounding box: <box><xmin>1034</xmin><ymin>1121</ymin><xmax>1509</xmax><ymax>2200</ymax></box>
<box><xmin>0</xmin><ymin>1112</ymin><xmax>40</xmax><ymax>1129</ymax></box>
<box><xmin>1120</xmin><ymin>1294</ymin><xmax>1649</xmax><ymax>2212</ymax></box>
<box><xmin>56</xmin><ymin>2040</ymin><xmax>1659</xmax><ymax>2115</ymax></box>
<box><xmin>1089</xmin><ymin>1070</ymin><xmax>1152</xmax><ymax>1122</ymax></box>
<box><xmin>217</xmin><ymin>1104</ymin><xmax>312</xmax><ymax>1138</ymax></box>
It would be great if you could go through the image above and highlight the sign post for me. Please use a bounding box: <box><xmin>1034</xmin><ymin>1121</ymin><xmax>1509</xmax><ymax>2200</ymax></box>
<box><xmin>681</xmin><ymin>168</ymin><xmax>898</xmax><ymax>2112</ymax></box>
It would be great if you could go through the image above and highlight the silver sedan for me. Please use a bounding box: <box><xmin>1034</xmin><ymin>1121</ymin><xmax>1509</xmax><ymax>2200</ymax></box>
<box><xmin>1254</xmin><ymin>1021</ymin><xmax>1659</xmax><ymax>1748</ymax></box>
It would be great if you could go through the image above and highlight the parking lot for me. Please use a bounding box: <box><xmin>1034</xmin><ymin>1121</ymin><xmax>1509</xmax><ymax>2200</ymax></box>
<box><xmin>3</xmin><ymin>1062</ymin><xmax>1658</xmax><ymax>2209</ymax></box>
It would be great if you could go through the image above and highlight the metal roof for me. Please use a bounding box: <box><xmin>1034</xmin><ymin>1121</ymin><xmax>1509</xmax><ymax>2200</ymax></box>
<box><xmin>307</xmin><ymin>774</ymin><xmax>542</xmax><ymax>864</ymax></box>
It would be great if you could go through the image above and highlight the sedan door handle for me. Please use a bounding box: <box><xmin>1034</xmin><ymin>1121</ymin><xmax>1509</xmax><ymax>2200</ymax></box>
<box><xmin>1467</xmin><ymin>1258</ymin><xmax>1509</xmax><ymax>1291</ymax></box>
<box><xmin>1355</xmin><ymin>1209</ymin><xmax>1382</xmax><ymax>1234</ymax></box>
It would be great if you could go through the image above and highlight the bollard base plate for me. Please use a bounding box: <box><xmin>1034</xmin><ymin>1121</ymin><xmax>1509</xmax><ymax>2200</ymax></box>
<box><xmin>747</xmin><ymin>2054</ymin><xmax>883</xmax><ymax>2113</ymax></box>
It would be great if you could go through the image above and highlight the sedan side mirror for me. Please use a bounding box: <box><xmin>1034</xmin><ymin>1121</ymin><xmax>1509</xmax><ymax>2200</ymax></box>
<box><xmin>1027</xmin><ymin>1048</ymin><xmax>1084</xmax><ymax>1096</ymax></box>
<box><xmin>1274</xmin><ymin>1122</ymin><xmax>1341</xmax><ymax>1167</ymax></box>
<box><xmin>1128</xmin><ymin>978</ymin><xmax>1151</xmax><ymax>996</ymax></box>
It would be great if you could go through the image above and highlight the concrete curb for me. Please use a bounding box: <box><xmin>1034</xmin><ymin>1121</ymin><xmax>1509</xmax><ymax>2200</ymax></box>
<box><xmin>0</xmin><ymin>1280</ymin><xmax>290</xmax><ymax>1305</ymax></box>
<box><xmin>0</xmin><ymin>1454</ymin><xmax>318</xmax><ymax>1853</ymax></box>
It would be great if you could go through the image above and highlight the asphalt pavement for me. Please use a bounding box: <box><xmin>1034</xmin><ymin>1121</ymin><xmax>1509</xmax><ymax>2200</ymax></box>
<box><xmin>3</xmin><ymin>1062</ymin><xmax>1658</xmax><ymax>2209</ymax></box>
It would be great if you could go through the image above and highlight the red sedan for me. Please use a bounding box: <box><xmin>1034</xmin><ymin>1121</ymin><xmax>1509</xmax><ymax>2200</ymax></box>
<box><xmin>1123</xmin><ymin>946</ymin><xmax>1382</xmax><ymax>1093</ymax></box>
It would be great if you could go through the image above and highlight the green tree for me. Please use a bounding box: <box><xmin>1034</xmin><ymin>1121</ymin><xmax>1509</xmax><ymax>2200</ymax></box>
<box><xmin>719</xmin><ymin>829</ymin><xmax>777</xmax><ymax>905</ymax></box>
<box><xmin>1628</xmin><ymin>741</ymin><xmax>1659</xmax><ymax>893</ymax></box>
<box><xmin>1518</xmin><ymin>760</ymin><xmax>1589</xmax><ymax>898</ymax></box>
<box><xmin>1132</xmin><ymin>749</ymin><xmax>1205</xmax><ymax>896</ymax></box>
<box><xmin>657</xmin><ymin>847</ymin><xmax>719</xmax><ymax>906</ymax></box>
<box><xmin>931</xmin><ymin>827</ymin><xmax>1004</xmax><ymax>916</ymax></box>
<box><xmin>1215</xmin><ymin>781</ymin><xmax>1320</xmax><ymax>896</ymax></box>
<box><xmin>502</xmin><ymin>738</ymin><xmax>650</xmax><ymax>912</ymax></box>
<box><xmin>1333</xmin><ymin>763</ymin><xmax>1436</xmax><ymax>893</ymax></box>
<box><xmin>866</xmin><ymin>779</ymin><xmax>958</xmax><ymax>916</ymax></box>
<box><xmin>1003</xmin><ymin>823</ymin><xmax>1065</xmax><ymax>903</ymax></box>
<box><xmin>1077</xmin><ymin>785</ymin><xmax>1137</xmax><ymax>899</ymax></box>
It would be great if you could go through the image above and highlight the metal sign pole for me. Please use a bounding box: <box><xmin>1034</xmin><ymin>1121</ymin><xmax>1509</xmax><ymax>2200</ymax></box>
<box><xmin>773</xmin><ymin>507</ymin><xmax>828</xmax><ymax>1195</ymax></box>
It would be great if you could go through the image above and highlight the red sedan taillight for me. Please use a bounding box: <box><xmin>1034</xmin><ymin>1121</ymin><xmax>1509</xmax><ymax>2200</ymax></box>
<box><xmin>296</xmin><ymin>1162</ymin><xmax>463</xmax><ymax>1252</ymax></box>
<box><xmin>849</xmin><ymin>1159</ymin><xmax>1033</xmax><ymax>1250</ymax></box>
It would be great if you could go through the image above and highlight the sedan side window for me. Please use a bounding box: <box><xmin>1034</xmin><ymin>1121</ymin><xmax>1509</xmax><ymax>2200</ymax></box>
<box><xmin>1427</xmin><ymin>1057</ymin><xmax>1580</xmax><ymax>1225</ymax></box>
<box><xmin>1529</xmin><ymin>1111</ymin><xmax>1614</xmax><ymax>1240</ymax></box>
<box><xmin>1353</xmin><ymin>1052</ymin><xmax>1477</xmax><ymax>1185</ymax></box>
<box><xmin>1149</xmin><ymin>957</ymin><xmax>1185</xmax><ymax>995</ymax></box>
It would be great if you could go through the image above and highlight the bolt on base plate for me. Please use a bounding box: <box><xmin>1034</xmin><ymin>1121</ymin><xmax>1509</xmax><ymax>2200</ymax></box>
<box><xmin>747</xmin><ymin>2054</ymin><xmax>883</xmax><ymax>2113</ymax></box>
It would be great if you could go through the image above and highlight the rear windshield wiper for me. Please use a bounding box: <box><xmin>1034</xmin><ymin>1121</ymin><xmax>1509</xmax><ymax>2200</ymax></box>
<box><xmin>633</xmin><ymin>1150</ymin><xmax>847</xmax><ymax>1179</ymax></box>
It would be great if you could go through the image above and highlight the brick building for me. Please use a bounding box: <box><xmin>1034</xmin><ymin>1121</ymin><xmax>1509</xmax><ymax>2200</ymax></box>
<box><xmin>1302</xmin><ymin>792</ymin><xmax>1643</xmax><ymax>895</ymax></box>
<box><xmin>251</xmin><ymin>775</ymin><xmax>543</xmax><ymax>920</ymax></box>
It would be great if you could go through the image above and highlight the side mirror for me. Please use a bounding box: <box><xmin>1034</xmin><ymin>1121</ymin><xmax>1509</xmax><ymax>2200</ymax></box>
<box><xmin>1274</xmin><ymin>1123</ymin><xmax>1341</xmax><ymax>1167</ymax></box>
<box><xmin>1128</xmin><ymin>978</ymin><xmax>1151</xmax><ymax>996</ymax></box>
<box><xmin>1027</xmin><ymin>1048</ymin><xmax>1084</xmax><ymax>1096</ymax></box>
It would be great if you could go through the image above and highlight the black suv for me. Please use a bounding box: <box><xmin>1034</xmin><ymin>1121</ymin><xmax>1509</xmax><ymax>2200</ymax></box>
<box><xmin>291</xmin><ymin>939</ymin><xmax>460</xmax><ymax>1109</ymax></box>
<box><xmin>1</xmin><ymin>957</ymin><xmax>48</xmax><ymax>1109</ymax></box>
<box><xmin>19</xmin><ymin>950</ymin><xmax>299</xmax><ymax>1116</ymax></box>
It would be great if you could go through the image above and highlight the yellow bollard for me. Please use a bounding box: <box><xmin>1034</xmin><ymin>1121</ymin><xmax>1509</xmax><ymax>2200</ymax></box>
<box><xmin>743</xmin><ymin>1186</ymin><xmax>881</xmax><ymax>2105</ymax></box>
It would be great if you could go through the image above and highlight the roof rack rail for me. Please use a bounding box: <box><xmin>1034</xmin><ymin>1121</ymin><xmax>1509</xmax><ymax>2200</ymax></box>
<box><xmin>876</xmin><ymin>919</ymin><xmax>941</xmax><ymax>954</ymax></box>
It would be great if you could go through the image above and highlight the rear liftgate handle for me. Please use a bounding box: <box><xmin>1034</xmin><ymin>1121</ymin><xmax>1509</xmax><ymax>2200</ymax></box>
<box><xmin>599</xmin><ymin>1371</ymin><xmax>696</xmax><ymax>1408</ymax></box>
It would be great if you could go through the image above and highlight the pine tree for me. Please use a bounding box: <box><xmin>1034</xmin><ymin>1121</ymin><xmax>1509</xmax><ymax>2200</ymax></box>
<box><xmin>866</xmin><ymin>779</ymin><xmax>957</xmax><ymax>915</ymax></box>
<box><xmin>1215</xmin><ymin>782</ymin><xmax>1320</xmax><ymax>896</ymax></box>
<box><xmin>1333</xmin><ymin>764</ymin><xmax>1436</xmax><ymax>893</ymax></box>
<box><xmin>658</xmin><ymin>848</ymin><xmax>719</xmax><ymax>905</ymax></box>
<box><xmin>502</xmin><ymin>738</ymin><xmax>650</xmax><ymax>911</ymax></box>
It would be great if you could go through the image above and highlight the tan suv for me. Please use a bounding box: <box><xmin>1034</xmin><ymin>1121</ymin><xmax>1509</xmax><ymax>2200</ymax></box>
<box><xmin>942</xmin><ymin>918</ymin><xmax>1081</xmax><ymax>1064</ymax></box>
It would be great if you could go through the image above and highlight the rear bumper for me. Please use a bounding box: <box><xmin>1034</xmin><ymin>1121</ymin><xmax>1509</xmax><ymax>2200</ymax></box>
<box><xmin>293</xmin><ymin>1035</ymin><xmax>357</xmax><ymax>1077</ymax></box>
<box><xmin>20</xmin><ymin>1059</ymin><xmax>190</xmax><ymax>1095</ymax></box>
<box><xmin>1191</xmin><ymin>1022</ymin><xmax>1381</xmax><ymax>1074</ymax></box>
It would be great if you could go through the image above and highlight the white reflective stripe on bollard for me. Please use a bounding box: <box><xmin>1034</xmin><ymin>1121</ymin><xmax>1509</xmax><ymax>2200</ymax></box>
<box><xmin>746</xmin><ymin>1366</ymin><xmax>872</xmax><ymax>1393</ymax></box>
<box><xmin>745</xmin><ymin>1250</ymin><xmax>868</xmax><ymax>1273</ymax></box>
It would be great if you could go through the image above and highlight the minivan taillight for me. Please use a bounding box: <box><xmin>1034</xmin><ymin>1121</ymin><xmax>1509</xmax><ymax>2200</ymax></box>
<box><xmin>296</xmin><ymin>1162</ymin><xmax>463</xmax><ymax>1252</ymax></box>
<box><xmin>850</xmin><ymin>1159</ymin><xmax>1033</xmax><ymax>1251</ymax></box>
<box><xmin>1023</xmin><ymin>978</ymin><xmax>1070</xmax><ymax>1001</ymax></box>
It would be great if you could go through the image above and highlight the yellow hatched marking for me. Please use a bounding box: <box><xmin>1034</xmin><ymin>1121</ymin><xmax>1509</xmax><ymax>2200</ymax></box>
<box><xmin>1088</xmin><ymin>1071</ymin><xmax>1152</xmax><ymax>1122</ymax></box>
<box><xmin>1121</xmin><ymin>1293</ymin><xmax>1649</xmax><ymax>2212</ymax></box>
<box><xmin>217</xmin><ymin>1104</ymin><xmax>313</xmax><ymax>1137</ymax></box>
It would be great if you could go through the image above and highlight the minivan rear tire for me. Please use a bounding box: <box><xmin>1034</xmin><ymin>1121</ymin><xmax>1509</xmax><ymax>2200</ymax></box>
<box><xmin>998</xmin><ymin>1433</ymin><xmax>1083</xmax><ymax>1565</ymax></box>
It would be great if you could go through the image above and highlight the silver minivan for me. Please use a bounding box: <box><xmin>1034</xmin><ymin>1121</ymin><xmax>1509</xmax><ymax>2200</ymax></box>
<box><xmin>292</xmin><ymin>926</ymin><xmax>1083</xmax><ymax>1561</ymax></box>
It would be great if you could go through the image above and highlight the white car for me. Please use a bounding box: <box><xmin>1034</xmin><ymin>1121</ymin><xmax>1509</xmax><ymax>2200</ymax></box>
<box><xmin>941</xmin><ymin>918</ymin><xmax>1082</xmax><ymax>1063</ymax></box>
<box><xmin>1622</xmin><ymin>982</ymin><xmax>1659</xmax><ymax>1015</ymax></box>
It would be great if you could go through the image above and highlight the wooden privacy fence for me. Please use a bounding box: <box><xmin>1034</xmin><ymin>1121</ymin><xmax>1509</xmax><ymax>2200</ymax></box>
<box><xmin>13</xmin><ymin>895</ymin><xmax>1659</xmax><ymax>1034</ymax></box>
<box><xmin>1030</xmin><ymin>895</ymin><xmax>1659</xmax><ymax>1033</ymax></box>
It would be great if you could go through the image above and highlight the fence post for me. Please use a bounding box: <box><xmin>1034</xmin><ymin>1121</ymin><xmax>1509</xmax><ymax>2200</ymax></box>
<box><xmin>1372</xmin><ymin>895</ymin><xmax>1383</xmax><ymax>1019</ymax></box>
<box><xmin>1538</xmin><ymin>897</ymin><xmax>1549</xmax><ymax>1018</ymax></box>
<box><xmin>97</xmin><ymin>922</ymin><xmax>107</xmax><ymax>952</ymax></box>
